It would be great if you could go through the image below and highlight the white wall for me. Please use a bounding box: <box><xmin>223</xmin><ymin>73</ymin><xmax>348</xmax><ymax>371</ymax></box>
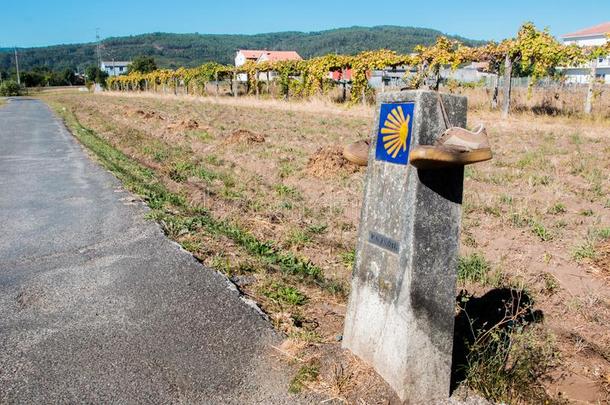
<box><xmin>563</xmin><ymin>67</ymin><xmax>610</xmax><ymax>84</ymax></box>
<box><xmin>564</xmin><ymin>35</ymin><xmax>608</xmax><ymax>47</ymax></box>
<box><xmin>235</xmin><ymin>53</ymin><xmax>247</xmax><ymax>67</ymax></box>
<box><xmin>100</xmin><ymin>63</ymin><xmax>128</xmax><ymax>77</ymax></box>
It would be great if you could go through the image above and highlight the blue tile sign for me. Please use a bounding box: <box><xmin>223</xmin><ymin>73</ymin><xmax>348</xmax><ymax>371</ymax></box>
<box><xmin>375</xmin><ymin>102</ymin><xmax>415</xmax><ymax>165</ymax></box>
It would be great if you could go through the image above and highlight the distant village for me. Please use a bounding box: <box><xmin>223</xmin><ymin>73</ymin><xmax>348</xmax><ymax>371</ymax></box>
<box><xmin>100</xmin><ymin>22</ymin><xmax>610</xmax><ymax>88</ymax></box>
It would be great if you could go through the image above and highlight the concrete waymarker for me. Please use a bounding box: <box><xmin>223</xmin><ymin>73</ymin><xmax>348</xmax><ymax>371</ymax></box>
<box><xmin>343</xmin><ymin>90</ymin><xmax>466</xmax><ymax>402</ymax></box>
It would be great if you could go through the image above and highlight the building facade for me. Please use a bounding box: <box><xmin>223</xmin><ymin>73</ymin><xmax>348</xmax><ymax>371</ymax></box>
<box><xmin>234</xmin><ymin>50</ymin><xmax>302</xmax><ymax>81</ymax></box>
<box><xmin>101</xmin><ymin>61</ymin><xmax>131</xmax><ymax>77</ymax></box>
<box><xmin>561</xmin><ymin>22</ymin><xmax>610</xmax><ymax>84</ymax></box>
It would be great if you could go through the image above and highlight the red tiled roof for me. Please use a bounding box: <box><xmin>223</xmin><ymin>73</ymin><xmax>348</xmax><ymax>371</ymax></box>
<box><xmin>563</xmin><ymin>22</ymin><xmax>610</xmax><ymax>38</ymax></box>
<box><xmin>238</xmin><ymin>50</ymin><xmax>266</xmax><ymax>59</ymax></box>
<box><xmin>258</xmin><ymin>51</ymin><xmax>302</xmax><ymax>62</ymax></box>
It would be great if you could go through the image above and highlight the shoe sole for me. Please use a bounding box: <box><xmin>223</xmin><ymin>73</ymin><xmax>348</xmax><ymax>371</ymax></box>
<box><xmin>409</xmin><ymin>146</ymin><xmax>492</xmax><ymax>169</ymax></box>
<box><xmin>342</xmin><ymin>147</ymin><xmax>369</xmax><ymax>166</ymax></box>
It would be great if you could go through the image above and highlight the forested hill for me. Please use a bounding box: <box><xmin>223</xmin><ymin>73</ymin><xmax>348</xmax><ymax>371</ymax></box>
<box><xmin>0</xmin><ymin>26</ymin><xmax>484</xmax><ymax>72</ymax></box>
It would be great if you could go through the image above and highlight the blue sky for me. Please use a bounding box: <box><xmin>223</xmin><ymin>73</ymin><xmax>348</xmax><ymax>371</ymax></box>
<box><xmin>2</xmin><ymin>0</ymin><xmax>608</xmax><ymax>47</ymax></box>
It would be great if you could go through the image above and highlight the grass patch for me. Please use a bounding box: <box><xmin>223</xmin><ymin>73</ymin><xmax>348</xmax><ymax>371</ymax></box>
<box><xmin>530</xmin><ymin>220</ymin><xmax>553</xmax><ymax>241</ymax></box>
<box><xmin>186</xmin><ymin>129</ymin><xmax>213</xmax><ymax>142</ymax></box>
<box><xmin>278</xmin><ymin>160</ymin><xmax>297</xmax><ymax>178</ymax></box>
<box><xmin>547</xmin><ymin>202</ymin><xmax>566</xmax><ymax>215</ymax></box>
<box><xmin>204</xmin><ymin>154</ymin><xmax>224</xmax><ymax>166</ymax></box>
<box><xmin>194</xmin><ymin>164</ymin><xmax>219</xmax><ymax>182</ymax></box>
<box><xmin>275</xmin><ymin>183</ymin><xmax>302</xmax><ymax>200</ymax></box>
<box><xmin>569</xmin><ymin>132</ymin><xmax>583</xmax><ymax>145</ymax></box>
<box><xmin>598</xmin><ymin>227</ymin><xmax>610</xmax><ymax>240</ymax></box>
<box><xmin>340</xmin><ymin>249</ymin><xmax>355</xmax><ymax>269</ymax></box>
<box><xmin>579</xmin><ymin>208</ymin><xmax>594</xmax><ymax>217</ymax></box>
<box><xmin>573</xmin><ymin>241</ymin><xmax>596</xmax><ymax>261</ymax></box>
<box><xmin>289</xmin><ymin>363</ymin><xmax>319</xmax><ymax>394</ymax></box>
<box><xmin>509</xmin><ymin>212</ymin><xmax>531</xmax><ymax>228</ymax></box>
<box><xmin>169</xmin><ymin>161</ymin><xmax>194</xmax><ymax>182</ymax></box>
<box><xmin>285</xmin><ymin>228</ymin><xmax>312</xmax><ymax>248</ymax></box>
<box><xmin>261</xmin><ymin>282</ymin><xmax>307</xmax><ymax>306</ymax></box>
<box><xmin>458</xmin><ymin>253</ymin><xmax>491</xmax><ymax>284</ymax></box>
<box><xmin>499</xmin><ymin>194</ymin><xmax>513</xmax><ymax>205</ymax></box>
<box><xmin>510</xmin><ymin>213</ymin><xmax>553</xmax><ymax>241</ymax></box>
<box><xmin>516</xmin><ymin>150</ymin><xmax>545</xmax><ymax>169</ymax></box>
<box><xmin>307</xmin><ymin>223</ymin><xmax>327</xmax><ymax>235</ymax></box>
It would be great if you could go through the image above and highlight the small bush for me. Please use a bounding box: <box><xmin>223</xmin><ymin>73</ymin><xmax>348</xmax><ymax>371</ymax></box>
<box><xmin>464</xmin><ymin>325</ymin><xmax>560</xmax><ymax>403</ymax></box>
<box><xmin>0</xmin><ymin>80</ymin><xmax>23</xmax><ymax>96</ymax></box>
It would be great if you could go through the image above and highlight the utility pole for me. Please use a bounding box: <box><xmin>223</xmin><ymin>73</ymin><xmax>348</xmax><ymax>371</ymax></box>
<box><xmin>96</xmin><ymin>28</ymin><xmax>102</xmax><ymax>67</ymax></box>
<box><xmin>14</xmin><ymin>47</ymin><xmax>20</xmax><ymax>85</ymax></box>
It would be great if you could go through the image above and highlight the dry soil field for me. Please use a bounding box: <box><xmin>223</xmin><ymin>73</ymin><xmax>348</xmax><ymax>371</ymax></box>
<box><xmin>41</xmin><ymin>90</ymin><xmax>610</xmax><ymax>404</ymax></box>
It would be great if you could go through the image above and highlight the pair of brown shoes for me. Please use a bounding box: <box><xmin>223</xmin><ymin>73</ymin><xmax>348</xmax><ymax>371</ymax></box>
<box><xmin>343</xmin><ymin>124</ymin><xmax>492</xmax><ymax>169</ymax></box>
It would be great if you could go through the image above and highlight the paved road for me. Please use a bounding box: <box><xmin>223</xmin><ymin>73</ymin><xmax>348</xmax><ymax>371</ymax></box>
<box><xmin>0</xmin><ymin>99</ymin><xmax>302</xmax><ymax>403</ymax></box>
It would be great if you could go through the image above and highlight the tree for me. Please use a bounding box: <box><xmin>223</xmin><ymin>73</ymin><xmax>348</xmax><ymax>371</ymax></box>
<box><xmin>62</xmin><ymin>68</ymin><xmax>76</xmax><ymax>85</ymax></box>
<box><xmin>413</xmin><ymin>37</ymin><xmax>467</xmax><ymax>91</ymax></box>
<box><xmin>498</xmin><ymin>23</ymin><xmax>572</xmax><ymax>118</ymax></box>
<box><xmin>85</xmin><ymin>66</ymin><xmax>109</xmax><ymax>85</ymax></box>
<box><xmin>128</xmin><ymin>56</ymin><xmax>157</xmax><ymax>74</ymax></box>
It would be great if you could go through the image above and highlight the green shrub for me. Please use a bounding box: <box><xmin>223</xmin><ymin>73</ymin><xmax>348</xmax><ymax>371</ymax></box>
<box><xmin>0</xmin><ymin>80</ymin><xmax>23</xmax><ymax>96</ymax></box>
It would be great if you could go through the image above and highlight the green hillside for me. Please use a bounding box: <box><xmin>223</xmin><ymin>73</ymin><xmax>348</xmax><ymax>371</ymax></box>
<box><xmin>0</xmin><ymin>26</ymin><xmax>485</xmax><ymax>72</ymax></box>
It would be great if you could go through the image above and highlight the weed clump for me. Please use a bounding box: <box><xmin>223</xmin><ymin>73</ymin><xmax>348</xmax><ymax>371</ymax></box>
<box><xmin>289</xmin><ymin>363</ymin><xmax>319</xmax><ymax>394</ymax></box>
<box><xmin>453</xmin><ymin>289</ymin><xmax>556</xmax><ymax>403</ymax></box>
<box><xmin>261</xmin><ymin>282</ymin><xmax>307</xmax><ymax>306</ymax></box>
<box><xmin>458</xmin><ymin>253</ymin><xmax>491</xmax><ymax>284</ymax></box>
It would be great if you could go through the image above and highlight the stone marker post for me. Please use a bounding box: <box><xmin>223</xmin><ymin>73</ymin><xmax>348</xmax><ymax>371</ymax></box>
<box><xmin>343</xmin><ymin>90</ymin><xmax>466</xmax><ymax>402</ymax></box>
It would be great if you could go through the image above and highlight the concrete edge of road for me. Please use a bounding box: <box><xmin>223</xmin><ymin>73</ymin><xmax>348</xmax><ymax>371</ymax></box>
<box><xmin>169</xmin><ymin>236</ymin><xmax>271</xmax><ymax>322</ymax></box>
<box><xmin>48</xmin><ymin>99</ymin><xmax>274</xmax><ymax>326</ymax></box>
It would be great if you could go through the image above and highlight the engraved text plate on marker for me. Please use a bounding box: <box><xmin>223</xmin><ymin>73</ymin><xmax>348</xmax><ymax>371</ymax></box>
<box><xmin>368</xmin><ymin>231</ymin><xmax>400</xmax><ymax>254</ymax></box>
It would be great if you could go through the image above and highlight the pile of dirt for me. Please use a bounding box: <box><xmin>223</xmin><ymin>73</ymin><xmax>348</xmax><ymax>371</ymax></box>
<box><xmin>167</xmin><ymin>118</ymin><xmax>200</xmax><ymax>132</ymax></box>
<box><xmin>306</xmin><ymin>145</ymin><xmax>360</xmax><ymax>178</ymax></box>
<box><xmin>225</xmin><ymin>129</ymin><xmax>265</xmax><ymax>144</ymax></box>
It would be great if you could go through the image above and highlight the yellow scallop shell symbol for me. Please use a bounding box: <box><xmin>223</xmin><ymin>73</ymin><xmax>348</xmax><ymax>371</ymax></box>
<box><xmin>381</xmin><ymin>106</ymin><xmax>410</xmax><ymax>158</ymax></box>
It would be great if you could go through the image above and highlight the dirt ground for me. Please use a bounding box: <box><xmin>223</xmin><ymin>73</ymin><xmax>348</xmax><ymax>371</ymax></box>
<box><xmin>42</xmin><ymin>90</ymin><xmax>610</xmax><ymax>404</ymax></box>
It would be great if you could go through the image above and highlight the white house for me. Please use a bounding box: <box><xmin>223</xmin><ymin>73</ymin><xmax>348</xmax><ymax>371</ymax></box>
<box><xmin>234</xmin><ymin>50</ymin><xmax>264</xmax><ymax>67</ymax></box>
<box><xmin>234</xmin><ymin>50</ymin><xmax>302</xmax><ymax>81</ymax></box>
<box><xmin>561</xmin><ymin>22</ymin><xmax>610</xmax><ymax>84</ymax></box>
<box><xmin>101</xmin><ymin>61</ymin><xmax>131</xmax><ymax>77</ymax></box>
